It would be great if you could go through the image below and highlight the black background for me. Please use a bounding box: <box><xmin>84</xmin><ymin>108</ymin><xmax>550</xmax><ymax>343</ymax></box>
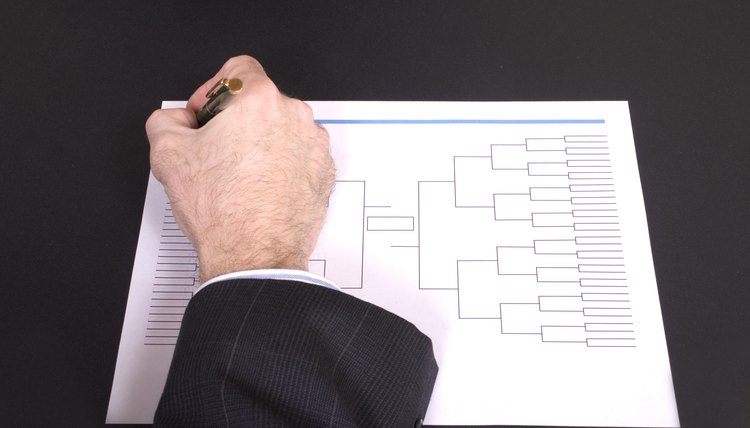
<box><xmin>1</xmin><ymin>1</ymin><xmax>748</xmax><ymax>427</ymax></box>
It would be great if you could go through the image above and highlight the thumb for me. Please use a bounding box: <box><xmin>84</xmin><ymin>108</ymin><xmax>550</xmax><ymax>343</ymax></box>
<box><xmin>146</xmin><ymin>108</ymin><xmax>198</xmax><ymax>140</ymax></box>
<box><xmin>145</xmin><ymin>108</ymin><xmax>197</xmax><ymax>186</ymax></box>
<box><xmin>145</xmin><ymin>107</ymin><xmax>198</xmax><ymax>145</ymax></box>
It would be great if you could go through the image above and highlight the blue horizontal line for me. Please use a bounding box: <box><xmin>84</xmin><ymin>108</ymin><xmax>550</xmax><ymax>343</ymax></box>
<box><xmin>315</xmin><ymin>119</ymin><xmax>605</xmax><ymax>125</ymax></box>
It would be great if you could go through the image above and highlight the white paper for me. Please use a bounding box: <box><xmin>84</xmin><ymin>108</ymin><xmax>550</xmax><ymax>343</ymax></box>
<box><xmin>108</xmin><ymin>101</ymin><xmax>679</xmax><ymax>427</ymax></box>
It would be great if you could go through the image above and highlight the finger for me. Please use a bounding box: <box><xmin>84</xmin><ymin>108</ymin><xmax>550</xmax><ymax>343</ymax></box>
<box><xmin>145</xmin><ymin>108</ymin><xmax>197</xmax><ymax>147</ymax></box>
<box><xmin>187</xmin><ymin>55</ymin><xmax>268</xmax><ymax>113</ymax></box>
<box><xmin>316</xmin><ymin>123</ymin><xmax>330</xmax><ymax>147</ymax></box>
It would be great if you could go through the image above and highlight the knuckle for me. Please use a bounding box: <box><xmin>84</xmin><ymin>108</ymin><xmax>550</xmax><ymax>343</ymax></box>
<box><xmin>253</xmin><ymin>76</ymin><xmax>280</xmax><ymax>98</ymax></box>
<box><xmin>294</xmin><ymin>99</ymin><xmax>315</xmax><ymax>122</ymax></box>
<box><xmin>324</xmin><ymin>161</ymin><xmax>337</xmax><ymax>196</ymax></box>
<box><xmin>221</xmin><ymin>55</ymin><xmax>266</xmax><ymax>81</ymax></box>
<box><xmin>315</xmin><ymin>125</ymin><xmax>331</xmax><ymax>150</ymax></box>
<box><xmin>317</xmin><ymin>124</ymin><xmax>330</xmax><ymax>141</ymax></box>
<box><xmin>145</xmin><ymin>109</ymin><xmax>167</xmax><ymax>136</ymax></box>
<box><xmin>326</xmin><ymin>160</ymin><xmax>335</xmax><ymax>182</ymax></box>
<box><xmin>227</xmin><ymin>55</ymin><xmax>265</xmax><ymax>75</ymax></box>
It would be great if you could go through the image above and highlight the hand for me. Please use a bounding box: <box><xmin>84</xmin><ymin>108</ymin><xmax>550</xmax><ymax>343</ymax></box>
<box><xmin>145</xmin><ymin>55</ymin><xmax>335</xmax><ymax>282</ymax></box>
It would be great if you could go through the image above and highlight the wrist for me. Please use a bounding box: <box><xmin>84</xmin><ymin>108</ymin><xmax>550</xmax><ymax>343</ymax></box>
<box><xmin>195</xmin><ymin>243</ymin><xmax>309</xmax><ymax>283</ymax></box>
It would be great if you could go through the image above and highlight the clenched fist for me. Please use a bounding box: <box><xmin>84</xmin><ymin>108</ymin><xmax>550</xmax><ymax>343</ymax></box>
<box><xmin>145</xmin><ymin>55</ymin><xmax>335</xmax><ymax>282</ymax></box>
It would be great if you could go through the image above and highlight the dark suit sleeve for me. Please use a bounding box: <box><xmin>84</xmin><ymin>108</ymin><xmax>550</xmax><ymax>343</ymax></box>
<box><xmin>154</xmin><ymin>278</ymin><xmax>438</xmax><ymax>427</ymax></box>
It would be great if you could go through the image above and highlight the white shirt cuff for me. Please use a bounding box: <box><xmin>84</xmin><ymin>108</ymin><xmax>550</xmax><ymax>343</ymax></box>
<box><xmin>196</xmin><ymin>269</ymin><xmax>341</xmax><ymax>295</ymax></box>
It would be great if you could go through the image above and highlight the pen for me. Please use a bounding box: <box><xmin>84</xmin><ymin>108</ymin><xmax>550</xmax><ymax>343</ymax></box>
<box><xmin>196</xmin><ymin>78</ymin><xmax>243</xmax><ymax>127</ymax></box>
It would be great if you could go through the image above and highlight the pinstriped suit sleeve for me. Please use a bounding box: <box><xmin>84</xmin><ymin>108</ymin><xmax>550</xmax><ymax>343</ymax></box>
<box><xmin>154</xmin><ymin>278</ymin><xmax>438</xmax><ymax>427</ymax></box>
